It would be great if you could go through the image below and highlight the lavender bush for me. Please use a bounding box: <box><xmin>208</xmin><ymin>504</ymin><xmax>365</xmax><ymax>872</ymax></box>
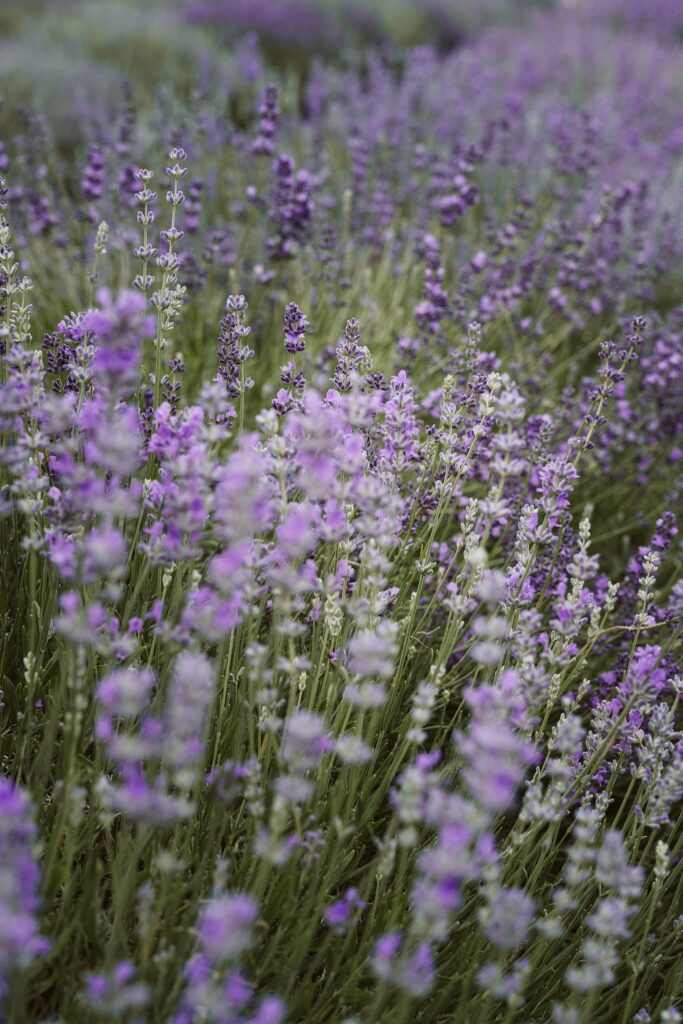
<box><xmin>1</xmin><ymin>2</ymin><xmax>682</xmax><ymax>1022</ymax></box>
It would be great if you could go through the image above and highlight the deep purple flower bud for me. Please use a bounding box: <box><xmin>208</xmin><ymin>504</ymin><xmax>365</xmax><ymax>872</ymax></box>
<box><xmin>184</xmin><ymin>179</ymin><xmax>203</xmax><ymax>233</ymax></box>
<box><xmin>251</xmin><ymin>84</ymin><xmax>280</xmax><ymax>157</ymax></box>
<box><xmin>332</xmin><ymin>318</ymin><xmax>366</xmax><ymax>393</ymax></box>
<box><xmin>283</xmin><ymin>302</ymin><xmax>309</xmax><ymax>353</ymax></box>
<box><xmin>324</xmin><ymin>887</ymin><xmax>366</xmax><ymax>933</ymax></box>
<box><xmin>266</xmin><ymin>155</ymin><xmax>314</xmax><ymax>260</ymax></box>
<box><xmin>217</xmin><ymin>295</ymin><xmax>254</xmax><ymax>399</ymax></box>
<box><xmin>82</xmin><ymin>145</ymin><xmax>106</xmax><ymax>203</ymax></box>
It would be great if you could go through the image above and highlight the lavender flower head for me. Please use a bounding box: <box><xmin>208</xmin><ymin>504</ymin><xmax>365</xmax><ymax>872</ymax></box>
<box><xmin>0</xmin><ymin>780</ymin><xmax>48</xmax><ymax>998</ymax></box>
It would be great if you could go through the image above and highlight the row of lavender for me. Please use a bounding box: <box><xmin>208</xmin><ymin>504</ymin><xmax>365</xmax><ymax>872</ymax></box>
<box><xmin>181</xmin><ymin>0</ymin><xmax>683</xmax><ymax>56</ymax></box>
<box><xmin>4</xmin><ymin>0</ymin><xmax>681</xmax><ymax>150</ymax></box>
<box><xmin>1</xmin><ymin>5</ymin><xmax>682</xmax><ymax>1023</ymax></box>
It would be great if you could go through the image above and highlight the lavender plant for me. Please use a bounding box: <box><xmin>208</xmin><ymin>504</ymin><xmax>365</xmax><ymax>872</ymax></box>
<box><xmin>0</xmin><ymin>2</ymin><xmax>682</xmax><ymax>1022</ymax></box>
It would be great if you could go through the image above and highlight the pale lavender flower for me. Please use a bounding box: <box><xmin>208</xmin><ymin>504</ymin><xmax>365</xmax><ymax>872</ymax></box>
<box><xmin>280</xmin><ymin>711</ymin><xmax>331</xmax><ymax>772</ymax></box>
<box><xmin>457</xmin><ymin>716</ymin><xmax>537</xmax><ymax>814</ymax></box>
<box><xmin>163</xmin><ymin>651</ymin><xmax>215</xmax><ymax>784</ymax></box>
<box><xmin>199</xmin><ymin>894</ymin><xmax>258</xmax><ymax>962</ymax></box>
<box><xmin>478</xmin><ymin>886</ymin><xmax>535</xmax><ymax>950</ymax></box>
<box><xmin>83</xmin><ymin>961</ymin><xmax>150</xmax><ymax>1019</ymax></box>
<box><xmin>347</xmin><ymin>621</ymin><xmax>398</xmax><ymax>680</ymax></box>
<box><xmin>0</xmin><ymin>779</ymin><xmax>48</xmax><ymax>998</ymax></box>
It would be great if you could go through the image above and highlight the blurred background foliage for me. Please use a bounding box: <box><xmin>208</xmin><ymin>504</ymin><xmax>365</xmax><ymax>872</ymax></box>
<box><xmin>0</xmin><ymin>0</ymin><xmax>606</xmax><ymax>144</ymax></box>
<box><xmin>1</xmin><ymin>0</ymin><xmax>680</xmax><ymax>152</ymax></box>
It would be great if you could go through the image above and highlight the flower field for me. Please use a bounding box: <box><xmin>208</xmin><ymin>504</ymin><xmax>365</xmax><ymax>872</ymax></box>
<box><xmin>1</xmin><ymin>1</ymin><xmax>682</xmax><ymax>1021</ymax></box>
